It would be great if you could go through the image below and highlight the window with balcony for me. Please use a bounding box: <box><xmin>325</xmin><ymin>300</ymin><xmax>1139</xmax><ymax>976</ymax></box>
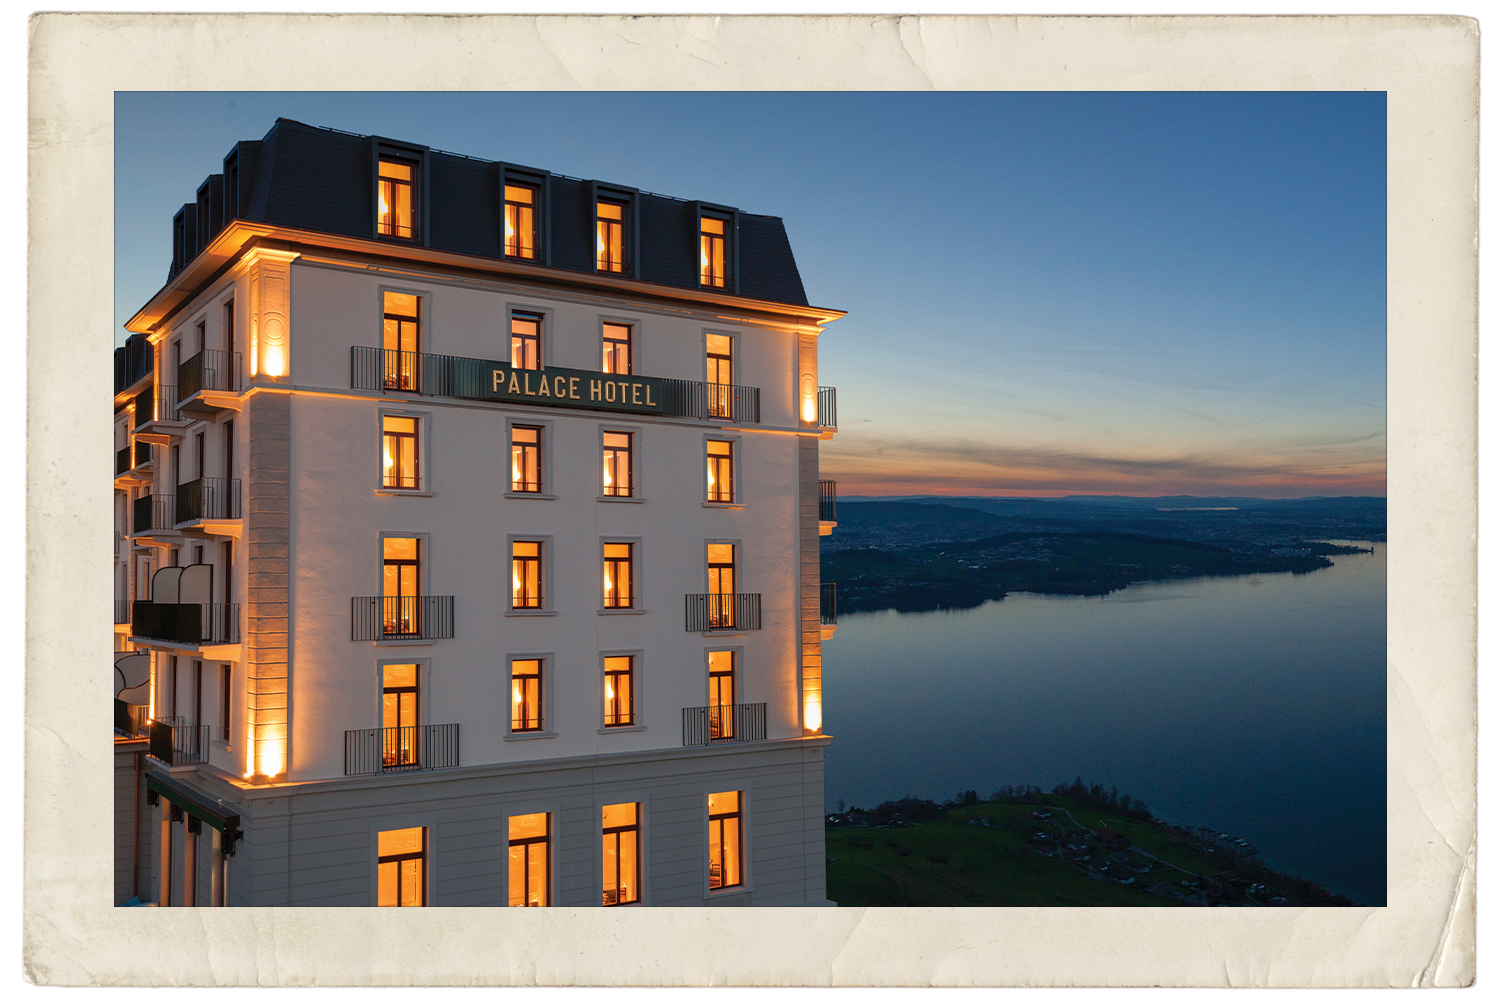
<box><xmin>377</xmin><ymin>826</ymin><xmax>426</xmax><ymax>906</ymax></box>
<box><xmin>602</xmin><ymin>803</ymin><xmax>640</xmax><ymax>906</ymax></box>
<box><xmin>382</xmin><ymin>537</ymin><xmax>421</xmax><ymax>636</ymax></box>
<box><xmin>511</xmin><ymin>312</ymin><xmax>542</xmax><ymax>370</ymax></box>
<box><xmin>510</xmin><ymin>659</ymin><xmax>544</xmax><ymax>733</ymax></box>
<box><xmin>508</xmin><ymin>812</ymin><xmax>550</xmax><ymax>906</ymax></box>
<box><xmin>706</xmin><ymin>439</ymin><xmax>734</xmax><ymax>503</ymax></box>
<box><xmin>707</xmin><ymin>543</ymin><xmax>736</xmax><ymax>629</ymax></box>
<box><xmin>381</xmin><ymin>663</ymin><xmax>420</xmax><ymax>769</ymax></box>
<box><xmin>503</xmin><ymin>183</ymin><xmax>538</xmax><ymax>259</ymax></box>
<box><xmin>596</xmin><ymin>200</ymin><xmax>627</xmax><ymax>273</ymax></box>
<box><xmin>382</xmin><ymin>292</ymin><xmax>420</xmax><ymax>391</ymax></box>
<box><xmin>708</xmin><ymin>792</ymin><xmax>743</xmax><ymax>890</ymax></box>
<box><xmin>381</xmin><ymin>414</ymin><xmax>420</xmax><ymax>490</ymax></box>
<box><xmin>705</xmin><ymin>334</ymin><xmax>733</xmax><ymax>419</ymax></box>
<box><xmin>378</xmin><ymin>157</ymin><xmax>417</xmax><ymax>239</ymax></box>
<box><xmin>604</xmin><ymin>655</ymin><xmax>635</xmax><ymax>728</ymax></box>
<box><xmin>603</xmin><ymin>543</ymin><xmax>634</xmax><ymax>609</ymax></box>
<box><xmin>709</xmin><ymin>650</ymin><xmax>736</xmax><ymax>740</ymax></box>
<box><xmin>602</xmin><ymin>322</ymin><xmax>632</xmax><ymax>375</ymax></box>
<box><xmin>602</xmin><ymin>431</ymin><xmax>633</xmax><ymax>497</ymax></box>
<box><xmin>510</xmin><ymin>424</ymin><xmax>543</xmax><ymax>494</ymax></box>
<box><xmin>511</xmin><ymin>541</ymin><xmax>543</xmax><ymax>609</ymax></box>
<box><xmin>700</xmin><ymin>215</ymin><xmax>728</xmax><ymax>288</ymax></box>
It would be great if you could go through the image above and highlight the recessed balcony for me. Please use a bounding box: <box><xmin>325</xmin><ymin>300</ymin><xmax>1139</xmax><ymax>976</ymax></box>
<box><xmin>133</xmin><ymin>384</ymin><xmax>189</xmax><ymax>444</ymax></box>
<box><xmin>148</xmin><ymin>717</ymin><xmax>210</xmax><ymax>767</ymax></box>
<box><xmin>175</xmin><ymin>477</ymin><xmax>242</xmax><ymax>537</ymax></box>
<box><xmin>343</xmin><ymin>724</ymin><xmax>460</xmax><ymax>776</ymax></box>
<box><xmin>682</xmin><ymin>703</ymin><xmax>768</xmax><ymax>747</ymax></box>
<box><xmin>114</xmin><ymin>441</ymin><xmax>154</xmax><ymax>487</ymax></box>
<box><xmin>351</xmin><ymin>595</ymin><xmax>455</xmax><ymax>641</ymax></box>
<box><xmin>177</xmin><ymin>350</ymin><xmax>244</xmax><ymax>418</ymax></box>
<box><xmin>684</xmin><ymin>593</ymin><xmax>762</xmax><ymax>633</ymax></box>
<box><xmin>131</xmin><ymin>494</ymin><xmax>180</xmax><ymax>543</ymax></box>
<box><xmin>131</xmin><ymin>601</ymin><xmax>241</xmax><ymax>647</ymax></box>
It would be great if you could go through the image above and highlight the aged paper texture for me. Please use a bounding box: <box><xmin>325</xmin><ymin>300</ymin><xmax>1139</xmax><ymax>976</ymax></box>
<box><xmin>25</xmin><ymin>13</ymin><xmax>1476</xmax><ymax>987</ymax></box>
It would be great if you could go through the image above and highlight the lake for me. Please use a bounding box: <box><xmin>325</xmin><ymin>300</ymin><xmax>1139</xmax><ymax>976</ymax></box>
<box><xmin>821</xmin><ymin>541</ymin><xmax>1386</xmax><ymax>905</ymax></box>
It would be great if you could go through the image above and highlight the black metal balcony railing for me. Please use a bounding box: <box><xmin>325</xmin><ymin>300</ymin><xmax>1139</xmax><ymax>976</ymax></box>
<box><xmin>819</xmin><ymin>480</ymin><xmax>837</xmax><ymax>522</ymax></box>
<box><xmin>153</xmin><ymin>384</ymin><xmax>180</xmax><ymax>422</ymax></box>
<box><xmin>682</xmin><ymin>703</ymin><xmax>768</xmax><ymax>747</ymax></box>
<box><xmin>116</xmin><ymin>447</ymin><xmax>131</xmax><ymax>476</ymax></box>
<box><xmin>351</xmin><ymin>595</ymin><xmax>456</xmax><ymax>641</ymax></box>
<box><xmin>351</xmin><ymin>346</ymin><xmax>762</xmax><ymax>423</ymax></box>
<box><xmin>114</xmin><ymin>600</ymin><xmax>130</xmax><ymax>625</ymax></box>
<box><xmin>133</xmin><ymin>387</ymin><xmax>153</xmax><ymax>428</ymax></box>
<box><xmin>148</xmin><ymin>717</ymin><xmax>210</xmax><ymax>766</ymax></box>
<box><xmin>176</xmin><ymin>477</ymin><xmax>241</xmax><ymax>522</ymax></box>
<box><xmin>135</xmin><ymin>440</ymin><xmax>153</xmax><ymax>467</ymax></box>
<box><xmin>179</xmin><ymin>349</ymin><xmax>241</xmax><ymax>399</ymax></box>
<box><xmin>684</xmin><ymin>593</ymin><xmax>762</xmax><ymax>632</ymax></box>
<box><xmin>132</xmin><ymin>494</ymin><xmax>176</xmax><ymax>534</ymax></box>
<box><xmin>131</xmin><ymin>602</ymin><xmax>241</xmax><ymax>644</ymax></box>
<box><xmin>820</xmin><ymin>582</ymin><xmax>838</xmax><ymax>626</ymax></box>
<box><xmin>818</xmin><ymin>386</ymin><xmax>837</xmax><ymax>428</ymax></box>
<box><xmin>115</xmin><ymin>699</ymin><xmax>148</xmax><ymax>737</ymax></box>
<box><xmin>344</xmin><ymin>724</ymin><xmax>460</xmax><ymax>776</ymax></box>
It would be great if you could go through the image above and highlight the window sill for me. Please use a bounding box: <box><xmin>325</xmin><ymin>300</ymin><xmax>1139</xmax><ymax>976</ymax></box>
<box><xmin>704</xmin><ymin>884</ymin><xmax>753</xmax><ymax>901</ymax></box>
<box><xmin>702</xmin><ymin>501</ymin><xmax>745</xmax><ymax>510</ymax></box>
<box><xmin>598</xmin><ymin>608</ymin><xmax>645</xmax><ymax>616</ymax></box>
<box><xmin>598</xmin><ymin>724</ymin><xmax>646</xmax><ymax>735</ymax></box>
<box><xmin>505</xmin><ymin>609</ymin><xmax>557</xmax><ymax>617</ymax></box>
<box><xmin>506</xmin><ymin>491</ymin><xmax>556</xmax><ymax>501</ymax></box>
<box><xmin>597</xmin><ymin>496</ymin><xmax>645</xmax><ymax>504</ymax></box>
<box><xmin>503</xmin><ymin>730</ymin><xmax>557</xmax><ymax>741</ymax></box>
<box><xmin>375</xmin><ymin>489</ymin><xmax>434</xmax><ymax>498</ymax></box>
<box><xmin>372</xmin><ymin>638</ymin><xmax>435</xmax><ymax>647</ymax></box>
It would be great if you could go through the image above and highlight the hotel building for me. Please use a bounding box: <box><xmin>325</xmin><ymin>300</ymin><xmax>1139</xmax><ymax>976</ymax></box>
<box><xmin>113</xmin><ymin>119</ymin><xmax>843</xmax><ymax>907</ymax></box>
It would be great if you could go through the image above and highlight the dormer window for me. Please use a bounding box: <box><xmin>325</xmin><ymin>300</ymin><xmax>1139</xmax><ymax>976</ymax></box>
<box><xmin>378</xmin><ymin>157</ymin><xmax>417</xmax><ymax>239</ymax></box>
<box><xmin>504</xmin><ymin>184</ymin><xmax>538</xmax><ymax>259</ymax></box>
<box><xmin>700</xmin><ymin>216</ymin><xmax>728</xmax><ymax>288</ymax></box>
<box><xmin>596</xmin><ymin>200</ymin><xmax>627</xmax><ymax>273</ymax></box>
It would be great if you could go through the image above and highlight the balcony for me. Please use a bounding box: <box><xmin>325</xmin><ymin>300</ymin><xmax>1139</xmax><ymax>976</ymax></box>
<box><xmin>818</xmin><ymin>480</ymin><xmax>837</xmax><ymax>535</ymax></box>
<box><xmin>682</xmin><ymin>703</ymin><xmax>768</xmax><ymax>747</ymax></box>
<box><xmin>148</xmin><ymin>717</ymin><xmax>210</xmax><ymax>767</ymax></box>
<box><xmin>176</xmin><ymin>477</ymin><xmax>241</xmax><ymax>528</ymax></box>
<box><xmin>131</xmin><ymin>602</ymin><xmax>241</xmax><ymax>646</ymax></box>
<box><xmin>684</xmin><ymin>593</ymin><xmax>762</xmax><ymax>632</ymax></box>
<box><xmin>351</xmin><ymin>595</ymin><xmax>456</xmax><ymax>641</ymax></box>
<box><xmin>115</xmin><ymin>699</ymin><xmax>149</xmax><ymax>738</ymax></box>
<box><xmin>132</xmin><ymin>494</ymin><xmax>178</xmax><ymax>541</ymax></box>
<box><xmin>350</xmin><ymin>346</ymin><xmax>762</xmax><ymax>423</ymax></box>
<box><xmin>343</xmin><ymin>724</ymin><xmax>460</xmax><ymax>776</ymax></box>
<box><xmin>818</xmin><ymin>386</ymin><xmax>837</xmax><ymax>430</ymax></box>
<box><xmin>115</xmin><ymin>441</ymin><xmax>154</xmax><ymax>487</ymax></box>
<box><xmin>134</xmin><ymin>384</ymin><xmax>187</xmax><ymax>444</ymax></box>
<box><xmin>177</xmin><ymin>350</ymin><xmax>243</xmax><ymax>418</ymax></box>
<box><xmin>821</xmin><ymin>582</ymin><xmax>838</xmax><ymax>626</ymax></box>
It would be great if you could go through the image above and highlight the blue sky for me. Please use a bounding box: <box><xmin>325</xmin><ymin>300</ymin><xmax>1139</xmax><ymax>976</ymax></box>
<box><xmin>116</xmin><ymin>91</ymin><xmax>1386</xmax><ymax>497</ymax></box>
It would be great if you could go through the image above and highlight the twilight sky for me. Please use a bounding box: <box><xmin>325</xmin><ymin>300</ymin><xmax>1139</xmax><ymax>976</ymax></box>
<box><xmin>116</xmin><ymin>91</ymin><xmax>1386</xmax><ymax>498</ymax></box>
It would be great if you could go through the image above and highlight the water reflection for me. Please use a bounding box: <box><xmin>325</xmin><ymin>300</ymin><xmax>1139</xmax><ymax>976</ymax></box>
<box><xmin>822</xmin><ymin>543</ymin><xmax>1386</xmax><ymax>905</ymax></box>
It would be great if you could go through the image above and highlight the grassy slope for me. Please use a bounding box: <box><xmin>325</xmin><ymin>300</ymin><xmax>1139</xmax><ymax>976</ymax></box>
<box><xmin>826</xmin><ymin>796</ymin><xmax>1236</xmax><ymax>907</ymax></box>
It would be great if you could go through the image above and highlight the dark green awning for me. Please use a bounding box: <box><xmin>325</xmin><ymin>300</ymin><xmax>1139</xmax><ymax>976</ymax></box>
<box><xmin>145</xmin><ymin>771</ymin><xmax>240</xmax><ymax>835</ymax></box>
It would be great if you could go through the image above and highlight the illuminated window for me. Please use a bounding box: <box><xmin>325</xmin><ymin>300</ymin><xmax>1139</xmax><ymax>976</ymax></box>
<box><xmin>700</xmin><ymin>216</ymin><xmax>727</xmax><ymax>288</ymax></box>
<box><xmin>377</xmin><ymin>827</ymin><xmax>426</xmax><ymax>906</ymax></box>
<box><xmin>382</xmin><ymin>292</ymin><xmax>420</xmax><ymax>391</ymax></box>
<box><xmin>707</xmin><ymin>543</ymin><xmax>736</xmax><ymax>630</ymax></box>
<box><xmin>603</xmin><ymin>543</ymin><xmax>634</xmax><ymax>609</ymax></box>
<box><xmin>707</xmin><ymin>792</ymin><xmax>743</xmax><ymax>890</ymax></box>
<box><xmin>511</xmin><ymin>541</ymin><xmax>542</xmax><ymax>609</ymax></box>
<box><xmin>709</xmin><ymin>650</ymin><xmax>735</xmax><ymax>740</ymax></box>
<box><xmin>511</xmin><ymin>659</ymin><xmax>543</xmax><ymax>732</ymax></box>
<box><xmin>381</xmin><ymin>415</ymin><xmax>419</xmax><ymax>489</ymax></box>
<box><xmin>602</xmin><ymin>803</ymin><xmax>640</xmax><ymax>905</ymax></box>
<box><xmin>596</xmin><ymin>200</ymin><xmax>627</xmax><ymax>273</ymax></box>
<box><xmin>381</xmin><ymin>663</ymin><xmax>420</xmax><ymax>769</ymax></box>
<box><xmin>604</xmin><ymin>655</ymin><xmax>634</xmax><ymax>728</ymax></box>
<box><xmin>377</xmin><ymin>158</ymin><xmax>417</xmax><ymax>239</ymax></box>
<box><xmin>510</xmin><ymin>425</ymin><xmax>542</xmax><ymax>493</ymax></box>
<box><xmin>705</xmin><ymin>334</ymin><xmax>733</xmax><ymax>419</ymax></box>
<box><xmin>706</xmin><ymin>440</ymin><xmax>734</xmax><ymax>503</ymax></box>
<box><xmin>511</xmin><ymin>312</ymin><xmax>542</xmax><ymax>370</ymax></box>
<box><xmin>602</xmin><ymin>431</ymin><xmax>633</xmax><ymax>497</ymax></box>
<box><xmin>602</xmin><ymin>322</ymin><xmax>632</xmax><ymax>375</ymax></box>
<box><xmin>381</xmin><ymin>537</ymin><xmax>421</xmax><ymax>637</ymax></box>
<box><xmin>503</xmin><ymin>184</ymin><xmax>537</xmax><ymax>259</ymax></box>
<box><xmin>508</xmin><ymin>812</ymin><xmax>550</xmax><ymax>906</ymax></box>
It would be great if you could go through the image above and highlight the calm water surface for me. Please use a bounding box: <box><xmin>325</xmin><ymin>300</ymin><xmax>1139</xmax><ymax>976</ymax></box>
<box><xmin>822</xmin><ymin>542</ymin><xmax>1386</xmax><ymax>905</ymax></box>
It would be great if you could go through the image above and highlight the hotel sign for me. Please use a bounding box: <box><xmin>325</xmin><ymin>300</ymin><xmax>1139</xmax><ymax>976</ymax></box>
<box><xmin>478</xmin><ymin>364</ymin><xmax>667</xmax><ymax>414</ymax></box>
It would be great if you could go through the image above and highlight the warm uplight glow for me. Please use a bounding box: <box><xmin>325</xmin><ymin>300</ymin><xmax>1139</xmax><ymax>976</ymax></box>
<box><xmin>804</xmin><ymin>691</ymin><xmax>823</xmax><ymax>732</ymax></box>
<box><xmin>802</xmin><ymin>395</ymin><xmax>817</xmax><ymax>423</ymax></box>
<box><xmin>264</xmin><ymin>345</ymin><xmax>285</xmax><ymax>378</ymax></box>
<box><xmin>257</xmin><ymin>738</ymin><xmax>285</xmax><ymax>778</ymax></box>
